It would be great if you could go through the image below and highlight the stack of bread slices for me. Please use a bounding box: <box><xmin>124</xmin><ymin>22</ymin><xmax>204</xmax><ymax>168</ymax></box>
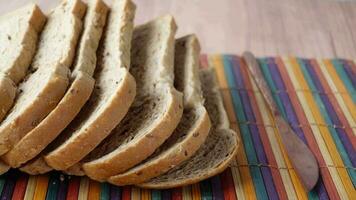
<box><xmin>0</xmin><ymin>0</ymin><xmax>239</xmax><ymax>188</ymax></box>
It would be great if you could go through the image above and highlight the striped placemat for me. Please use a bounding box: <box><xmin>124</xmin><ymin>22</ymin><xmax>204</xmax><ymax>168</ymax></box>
<box><xmin>0</xmin><ymin>55</ymin><xmax>355</xmax><ymax>200</ymax></box>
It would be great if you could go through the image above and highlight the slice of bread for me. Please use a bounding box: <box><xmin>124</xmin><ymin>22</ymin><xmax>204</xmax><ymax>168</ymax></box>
<box><xmin>0</xmin><ymin>4</ymin><xmax>46</xmax><ymax>83</ymax></box>
<box><xmin>135</xmin><ymin>68</ymin><xmax>239</xmax><ymax>189</ymax></box>
<box><xmin>2</xmin><ymin>0</ymin><xmax>108</xmax><ymax>169</ymax></box>
<box><xmin>108</xmin><ymin>35</ymin><xmax>211</xmax><ymax>185</ymax></box>
<box><xmin>77</xmin><ymin>15</ymin><xmax>183</xmax><ymax>181</ymax></box>
<box><xmin>0</xmin><ymin>0</ymin><xmax>86</xmax><ymax>156</ymax></box>
<box><xmin>43</xmin><ymin>0</ymin><xmax>137</xmax><ymax>171</ymax></box>
<box><xmin>0</xmin><ymin>4</ymin><xmax>45</xmax><ymax>122</ymax></box>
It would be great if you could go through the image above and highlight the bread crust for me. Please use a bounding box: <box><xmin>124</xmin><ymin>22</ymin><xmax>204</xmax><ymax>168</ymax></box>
<box><xmin>108</xmin><ymin>105</ymin><xmax>210</xmax><ymax>185</ymax></box>
<box><xmin>0</xmin><ymin>77</ymin><xmax>16</xmax><ymax>122</ymax></box>
<box><xmin>0</xmin><ymin>67</ymin><xmax>69</xmax><ymax>156</ymax></box>
<box><xmin>2</xmin><ymin>72</ymin><xmax>94</xmax><ymax>167</ymax></box>
<box><xmin>19</xmin><ymin>157</ymin><xmax>51</xmax><ymax>175</ymax></box>
<box><xmin>44</xmin><ymin>70</ymin><xmax>136</xmax><ymax>170</ymax></box>
<box><xmin>82</xmin><ymin>86</ymin><xmax>183</xmax><ymax>181</ymax></box>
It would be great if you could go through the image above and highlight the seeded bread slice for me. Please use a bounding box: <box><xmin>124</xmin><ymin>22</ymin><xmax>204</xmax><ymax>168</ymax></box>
<box><xmin>0</xmin><ymin>0</ymin><xmax>86</xmax><ymax>156</ymax></box>
<box><xmin>136</xmin><ymin>68</ymin><xmax>239</xmax><ymax>189</ymax></box>
<box><xmin>108</xmin><ymin>35</ymin><xmax>211</xmax><ymax>185</ymax></box>
<box><xmin>2</xmin><ymin>0</ymin><xmax>108</xmax><ymax>169</ymax></box>
<box><xmin>0</xmin><ymin>5</ymin><xmax>45</xmax><ymax>122</ymax></box>
<box><xmin>43</xmin><ymin>0</ymin><xmax>137</xmax><ymax>171</ymax></box>
<box><xmin>73</xmin><ymin>15</ymin><xmax>183</xmax><ymax>181</ymax></box>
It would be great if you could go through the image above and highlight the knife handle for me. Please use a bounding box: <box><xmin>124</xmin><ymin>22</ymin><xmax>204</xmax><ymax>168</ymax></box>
<box><xmin>242</xmin><ymin>52</ymin><xmax>281</xmax><ymax>116</ymax></box>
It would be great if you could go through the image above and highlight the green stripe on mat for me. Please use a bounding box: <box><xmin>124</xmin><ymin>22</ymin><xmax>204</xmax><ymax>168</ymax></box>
<box><xmin>100</xmin><ymin>183</ymin><xmax>110</xmax><ymax>200</ymax></box>
<box><xmin>151</xmin><ymin>190</ymin><xmax>161</xmax><ymax>200</ymax></box>
<box><xmin>199</xmin><ymin>179</ymin><xmax>212</xmax><ymax>200</ymax></box>
<box><xmin>46</xmin><ymin>173</ymin><xmax>60</xmax><ymax>200</ymax></box>
<box><xmin>332</xmin><ymin>59</ymin><xmax>356</xmax><ymax>102</ymax></box>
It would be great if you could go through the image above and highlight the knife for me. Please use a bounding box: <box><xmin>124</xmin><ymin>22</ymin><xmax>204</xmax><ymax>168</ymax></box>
<box><xmin>242</xmin><ymin>52</ymin><xmax>319</xmax><ymax>191</ymax></box>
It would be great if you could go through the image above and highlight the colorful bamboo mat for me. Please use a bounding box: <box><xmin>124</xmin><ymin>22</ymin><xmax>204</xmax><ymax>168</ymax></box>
<box><xmin>0</xmin><ymin>55</ymin><xmax>355</xmax><ymax>200</ymax></box>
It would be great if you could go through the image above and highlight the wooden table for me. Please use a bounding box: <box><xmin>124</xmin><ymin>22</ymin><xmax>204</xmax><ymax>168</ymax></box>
<box><xmin>2</xmin><ymin>0</ymin><xmax>356</xmax><ymax>58</ymax></box>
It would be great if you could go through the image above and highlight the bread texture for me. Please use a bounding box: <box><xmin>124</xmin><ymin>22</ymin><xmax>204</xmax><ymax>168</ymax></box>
<box><xmin>0</xmin><ymin>0</ymin><xmax>86</xmax><ymax>156</ymax></box>
<box><xmin>0</xmin><ymin>4</ymin><xmax>46</xmax><ymax>122</ymax></box>
<box><xmin>137</xmin><ymin>68</ymin><xmax>239</xmax><ymax>189</ymax></box>
<box><xmin>108</xmin><ymin>35</ymin><xmax>211</xmax><ymax>185</ymax></box>
<box><xmin>70</xmin><ymin>15</ymin><xmax>184</xmax><ymax>181</ymax></box>
<box><xmin>2</xmin><ymin>0</ymin><xmax>108</xmax><ymax>169</ymax></box>
<box><xmin>43</xmin><ymin>0</ymin><xmax>137</xmax><ymax>171</ymax></box>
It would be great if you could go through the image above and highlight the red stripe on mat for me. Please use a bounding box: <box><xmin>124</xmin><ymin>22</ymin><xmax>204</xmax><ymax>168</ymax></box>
<box><xmin>11</xmin><ymin>175</ymin><xmax>28</xmax><ymax>200</ymax></box>
<box><xmin>172</xmin><ymin>188</ymin><xmax>182</xmax><ymax>200</ymax></box>
<box><xmin>66</xmin><ymin>177</ymin><xmax>80</xmax><ymax>200</ymax></box>
<box><xmin>220</xmin><ymin>169</ymin><xmax>237</xmax><ymax>200</ymax></box>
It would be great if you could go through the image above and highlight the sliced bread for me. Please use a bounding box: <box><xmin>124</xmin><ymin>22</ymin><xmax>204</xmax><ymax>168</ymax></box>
<box><xmin>136</xmin><ymin>68</ymin><xmax>239</xmax><ymax>189</ymax></box>
<box><xmin>76</xmin><ymin>15</ymin><xmax>183</xmax><ymax>181</ymax></box>
<box><xmin>0</xmin><ymin>4</ymin><xmax>46</xmax><ymax>83</ymax></box>
<box><xmin>0</xmin><ymin>4</ymin><xmax>45</xmax><ymax>122</ymax></box>
<box><xmin>0</xmin><ymin>0</ymin><xmax>86</xmax><ymax>156</ymax></box>
<box><xmin>43</xmin><ymin>0</ymin><xmax>137</xmax><ymax>171</ymax></box>
<box><xmin>108</xmin><ymin>35</ymin><xmax>211</xmax><ymax>185</ymax></box>
<box><xmin>2</xmin><ymin>0</ymin><xmax>108</xmax><ymax>168</ymax></box>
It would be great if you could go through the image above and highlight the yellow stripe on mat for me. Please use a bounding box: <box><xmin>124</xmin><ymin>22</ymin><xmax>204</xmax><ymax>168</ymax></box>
<box><xmin>249</xmin><ymin>74</ymin><xmax>297</xmax><ymax>199</ymax></box>
<box><xmin>141</xmin><ymin>189</ymin><xmax>151</xmax><ymax>200</ymax></box>
<box><xmin>209</xmin><ymin>55</ymin><xmax>253</xmax><ymax>200</ymax></box>
<box><xmin>88</xmin><ymin>179</ymin><xmax>100</xmax><ymax>200</ymax></box>
<box><xmin>78</xmin><ymin>177</ymin><xmax>89</xmax><ymax>200</ymax></box>
<box><xmin>285</xmin><ymin>57</ymin><xmax>351</xmax><ymax>199</ymax></box>
<box><xmin>131</xmin><ymin>187</ymin><xmax>141</xmax><ymax>200</ymax></box>
<box><xmin>33</xmin><ymin>175</ymin><xmax>49</xmax><ymax>200</ymax></box>
<box><xmin>317</xmin><ymin>59</ymin><xmax>356</xmax><ymax>135</ymax></box>
<box><xmin>182</xmin><ymin>186</ymin><xmax>192</xmax><ymax>200</ymax></box>
<box><xmin>192</xmin><ymin>183</ymin><xmax>201</xmax><ymax>200</ymax></box>
<box><xmin>23</xmin><ymin>176</ymin><xmax>37</xmax><ymax>200</ymax></box>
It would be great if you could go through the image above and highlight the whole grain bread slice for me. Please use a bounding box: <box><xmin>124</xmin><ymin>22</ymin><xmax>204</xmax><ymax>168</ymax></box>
<box><xmin>0</xmin><ymin>4</ymin><xmax>45</xmax><ymax>122</ymax></box>
<box><xmin>108</xmin><ymin>35</ymin><xmax>211</xmax><ymax>185</ymax></box>
<box><xmin>0</xmin><ymin>0</ymin><xmax>86</xmax><ymax>156</ymax></box>
<box><xmin>73</xmin><ymin>15</ymin><xmax>183</xmax><ymax>181</ymax></box>
<box><xmin>135</xmin><ymin>68</ymin><xmax>239</xmax><ymax>189</ymax></box>
<box><xmin>2</xmin><ymin>0</ymin><xmax>108</xmax><ymax>168</ymax></box>
<box><xmin>43</xmin><ymin>0</ymin><xmax>137</xmax><ymax>171</ymax></box>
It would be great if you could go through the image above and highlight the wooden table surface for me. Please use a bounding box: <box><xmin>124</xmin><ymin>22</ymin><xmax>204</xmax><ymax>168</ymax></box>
<box><xmin>1</xmin><ymin>0</ymin><xmax>356</xmax><ymax>58</ymax></box>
